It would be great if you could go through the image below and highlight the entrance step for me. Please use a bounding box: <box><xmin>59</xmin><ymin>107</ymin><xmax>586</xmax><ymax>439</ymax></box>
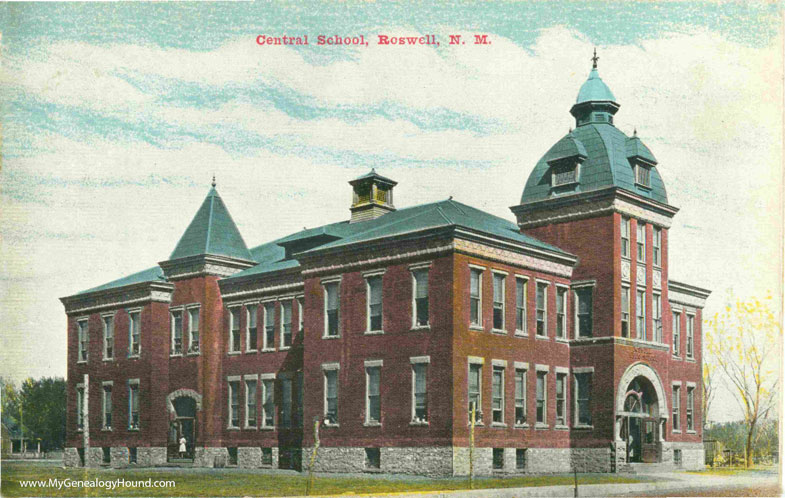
<box><xmin>626</xmin><ymin>462</ymin><xmax>675</xmax><ymax>474</ymax></box>
<box><xmin>163</xmin><ymin>459</ymin><xmax>195</xmax><ymax>467</ymax></box>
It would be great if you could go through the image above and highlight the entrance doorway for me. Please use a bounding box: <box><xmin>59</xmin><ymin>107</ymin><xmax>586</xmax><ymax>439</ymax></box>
<box><xmin>168</xmin><ymin>397</ymin><xmax>197</xmax><ymax>462</ymax></box>
<box><xmin>620</xmin><ymin>376</ymin><xmax>661</xmax><ymax>464</ymax></box>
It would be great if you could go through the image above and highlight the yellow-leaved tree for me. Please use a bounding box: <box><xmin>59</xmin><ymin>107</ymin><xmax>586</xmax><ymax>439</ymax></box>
<box><xmin>705</xmin><ymin>294</ymin><xmax>780</xmax><ymax>468</ymax></box>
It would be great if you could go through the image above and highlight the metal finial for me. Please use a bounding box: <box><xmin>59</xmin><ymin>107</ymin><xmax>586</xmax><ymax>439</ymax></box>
<box><xmin>633</xmin><ymin>127</ymin><xmax>637</xmax><ymax>137</ymax></box>
<box><xmin>591</xmin><ymin>48</ymin><xmax>599</xmax><ymax>69</ymax></box>
<box><xmin>211</xmin><ymin>174</ymin><xmax>216</xmax><ymax>187</ymax></box>
<box><xmin>569</xmin><ymin>127</ymin><xmax>573</xmax><ymax>134</ymax></box>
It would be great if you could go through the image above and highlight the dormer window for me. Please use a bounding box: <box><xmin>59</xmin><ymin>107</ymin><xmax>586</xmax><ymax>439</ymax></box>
<box><xmin>552</xmin><ymin>162</ymin><xmax>580</xmax><ymax>187</ymax></box>
<box><xmin>635</xmin><ymin>164</ymin><xmax>651</xmax><ymax>188</ymax></box>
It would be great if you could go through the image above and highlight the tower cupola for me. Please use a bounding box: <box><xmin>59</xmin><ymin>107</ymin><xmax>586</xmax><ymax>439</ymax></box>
<box><xmin>349</xmin><ymin>169</ymin><xmax>397</xmax><ymax>223</ymax></box>
<box><xmin>570</xmin><ymin>50</ymin><xmax>620</xmax><ymax>127</ymax></box>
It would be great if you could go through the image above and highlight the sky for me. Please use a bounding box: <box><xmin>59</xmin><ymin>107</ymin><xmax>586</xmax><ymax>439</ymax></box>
<box><xmin>0</xmin><ymin>1</ymin><xmax>781</xmax><ymax>423</ymax></box>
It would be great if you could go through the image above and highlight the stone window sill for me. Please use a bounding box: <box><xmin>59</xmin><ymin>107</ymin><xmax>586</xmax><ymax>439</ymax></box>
<box><xmin>672</xmin><ymin>355</ymin><xmax>682</xmax><ymax>360</ymax></box>
<box><xmin>102</xmin><ymin>358</ymin><xmax>114</xmax><ymax>362</ymax></box>
<box><xmin>128</xmin><ymin>428</ymin><xmax>140</xmax><ymax>432</ymax></box>
<box><xmin>127</xmin><ymin>354</ymin><xmax>141</xmax><ymax>360</ymax></box>
<box><xmin>535</xmin><ymin>335</ymin><xmax>550</xmax><ymax>341</ymax></box>
<box><xmin>245</xmin><ymin>349</ymin><xmax>258</xmax><ymax>354</ymax></box>
<box><xmin>322</xmin><ymin>335</ymin><xmax>341</xmax><ymax>340</ymax></box>
<box><xmin>410</xmin><ymin>421</ymin><xmax>429</xmax><ymax>426</ymax></box>
<box><xmin>491</xmin><ymin>329</ymin><xmax>507</xmax><ymax>335</ymax></box>
<box><xmin>491</xmin><ymin>422</ymin><xmax>507</xmax><ymax>428</ymax></box>
<box><xmin>364</xmin><ymin>421</ymin><xmax>382</xmax><ymax>427</ymax></box>
<box><xmin>686</xmin><ymin>357</ymin><xmax>696</xmax><ymax>363</ymax></box>
<box><xmin>469</xmin><ymin>325</ymin><xmax>484</xmax><ymax>332</ymax></box>
<box><xmin>573</xmin><ymin>424</ymin><xmax>594</xmax><ymax>430</ymax></box>
<box><xmin>77</xmin><ymin>360</ymin><xmax>88</xmax><ymax>365</ymax></box>
<box><xmin>260</xmin><ymin>426</ymin><xmax>275</xmax><ymax>431</ymax></box>
<box><xmin>365</xmin><ymin>330</ymin><xmax>385</xmax><ymax>335</ymax></box>
<box><xmin>555</xmin><ymin>338</ymin><xmax>569</xmax><ymax>344</ymax></box>
<box><xmin>468</xmin><ymin>421</ymin><xmax>485</xmax><ymax>427</ymax></box>
<box><xmin>227</xmin><ymin>426</ymin><xmax>240</xmax><ymax>431</ymax></box>
<box><xmin>535</xmin><ymin>423</ymin><xmax>549</xmax><ymax>430</ymax></box>
<box><xmin>261</xmin><ymin>348</ymin><xmax>275</xmax><ymax>353</ymax></box>
<box><xmin>280</xmin><ymin>346</ymin><xmax>291</xmax><ymax>351</ymax></box>
<box><xmin>514</xmin><ymin>423</ymin><xmax>530</xmax><ymax>429</ymax></box>
<box><xmin>554</xmin><ymin>424</ymin><xmax>569</xmax><ymax>431</ymax></box>
<box><xmin>101</xmin><ymin>427</ymin><xmax>112</xmax><ymax>432</ymax></box>
<box><xmin>672</xmin><ymin>430</ymin><xmax>682</xmax><ymax>434</ymax></box>
<box><xmin>323</xmin><ymin>423</ymin><xmax>340</xmax><ymax>428</ymax></box>
<box><xmin>686</xmin><ymin>430</ymin><xmax>697</xmax><ymax>434</ymax></box>
<box><xmin>170</xmin><ymin>353</ymin><xmax>183</xmax><ymax>358</ymax></box>
<box><xmin>227</xmin><ymin>351</ymin><xmax>241</xmax><ymax>356</ymax></box>
<box><xmin>244</xmin><ymin>425</ymin><xmax>258</xmax><ymax>430</ymax></box>
<box><xmin>514</xmin><ymin>331</ymin><xmax>528</xmax><ymax>337</ymax></box>
<box><xmin>411</xmin><ymin>326</ymin><xmax>430</xmax><ymax>332</ymax></box>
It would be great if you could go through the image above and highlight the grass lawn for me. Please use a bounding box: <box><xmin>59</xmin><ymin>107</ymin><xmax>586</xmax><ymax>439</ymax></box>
<box><xmin>1</xmin><ymin>461</ymin><xmax>644</xmax><ymax>497</ymax></box>
<box><xmin>686</xmin><ymin>466</ymin><xmax>778</xmax><ymax>477</ymax></box>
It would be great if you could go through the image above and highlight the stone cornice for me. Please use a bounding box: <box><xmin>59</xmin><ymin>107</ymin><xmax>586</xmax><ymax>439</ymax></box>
<box><xmin>511</xmin><ymin>187</ymin><xmax>679</xmax><ymax>229</ymax></box>
<box><xmin>668</xmin><ymin>280</ymin><xmax>711</xmax><ymax>309</ymax></box>
<box><xmin>570</xmin><ymin>336</ymin><xmax>670</xmax><ymax>352</ymax></box>
<box><xmin>302</xmin><ymin>241</ymin><xmax>455</xmax><ymax>277</ymax></box>
<box><xmin>159</xmin><ymin>254</ymin><xmax>256</xmax><ymax>281</ymax></box>
<box><xmin>453</xmin><ymin>238</ymin><xmax>573</xmax><ymax>278</ymax></box>
<box><xmin>60</xmin><ymin>281</ymin><xmax>174</xmax><ymax>316</ymax></box>
<box><xmin>220</xmin><ymin>280</ymin><xmax>304</xmax><ymax>304</ymax></box>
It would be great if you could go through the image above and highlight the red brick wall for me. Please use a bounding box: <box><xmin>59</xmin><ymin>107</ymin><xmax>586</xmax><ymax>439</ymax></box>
<box><xmin>301</xmin><ymin>254</ymin><xmax>454</xmax><ymax>448</ymax></box>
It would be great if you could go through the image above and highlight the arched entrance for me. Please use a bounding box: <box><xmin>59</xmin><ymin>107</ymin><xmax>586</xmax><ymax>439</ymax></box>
<box><xmin>166</xmin><ymin>389</ymin><xmax>202</xmax><ymax>462</ymax></box>
<box><xmin>615</xmin><ymin>363</ymin><xmax>668</xmax><ymax>464</ymax></box>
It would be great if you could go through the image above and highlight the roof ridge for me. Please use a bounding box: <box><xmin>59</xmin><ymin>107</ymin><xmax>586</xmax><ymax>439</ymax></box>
<box><xmin>435</xmin><ymin>206</ymin><xmax>454</xmax><ymax>225</ymax></box>
<box><xmin>204</xmin><ymin>191</ymin><xmax>216</xmax><ymax>255</ymax></box>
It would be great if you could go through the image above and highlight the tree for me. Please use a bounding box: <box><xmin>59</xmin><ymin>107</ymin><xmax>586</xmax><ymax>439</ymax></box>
<box><xmin>705</xmin><ymin>294</ymin><xmax>780</xmax><ymax>468</ymax></box>
<box><xmin>702</xmin><ymin>363</ymin><xmax>715</xmax><ymax>430</ymax></box>
<box><xmin>14</xmin><ymin>377</ymin><xmax>67</xmax><ymax>451</ymax></box>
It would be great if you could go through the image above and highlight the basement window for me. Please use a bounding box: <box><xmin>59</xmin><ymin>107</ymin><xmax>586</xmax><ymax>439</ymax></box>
<box><xmin>129</xmin><ymin>447</ymin><xmax>137</xmax><ymax>464</ymax></box>
<box><xmin>365</xmin><ymin>448</ymin><xmax>381</xmax><ymax>470</ymax></box>
<box><xmin>493</xmin><ymin>448</ymin><xmax>504</xmax><ymax>470</ymax></box>
<box><xmin>227</xmin><ymin>447</ymin><xmax>238</xmax><ymax>466</ymax></box>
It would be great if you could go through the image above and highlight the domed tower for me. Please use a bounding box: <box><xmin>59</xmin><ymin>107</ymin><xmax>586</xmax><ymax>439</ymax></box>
<box><xmin>511</xmin><ymin>53</ymin><xmax>687</xmax><ymax>466</ymax></box>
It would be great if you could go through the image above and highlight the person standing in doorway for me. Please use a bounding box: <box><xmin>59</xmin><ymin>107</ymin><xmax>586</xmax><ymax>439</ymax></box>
<box><xmin>179</xmin><ymin>435</ymin><xmax>187</xmax><ymax>458</ymax></box>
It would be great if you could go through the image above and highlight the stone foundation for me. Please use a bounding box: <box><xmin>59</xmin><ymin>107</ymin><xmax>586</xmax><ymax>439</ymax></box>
<box><xmin>670</xmin><ymin>442</ymin><xmax>705</xmax><ymax>470</ymax></box>
<box><xmin>110</xmin><ymin>447</ymin><xmax>130</xmax><ymax>468</ymax></box>
<box><xmin>383</xmin><ymin>447</ymin><xmax>453</xmax><ymax>477</ymax></box>
<box><xmin>194</xmin><ymin>447</ymin><xmax>228</xmax><ymax>468</ymax></box>
<box><xmin>137</xmin><ymin>447</ymin><xmax>167</xmax><ymax>467</ymax></box>
<box><xmin>64</xmin><ymin>447</ymin><xmax>82</xmax><ymax>467</ymax></box>
<box><xmin>86</xmin><ymin>447</ymin><xmax>105</xmax><ymax>467</ymax></box>
<box><xmin>526</xmin><ymin>448</ymin><xmax>573</xmax><ymax>474</ymax></box>
<box><xmin>571</xmin><ymin>447</ymin><xmax>613</xmax><ymax>473</ymax></box>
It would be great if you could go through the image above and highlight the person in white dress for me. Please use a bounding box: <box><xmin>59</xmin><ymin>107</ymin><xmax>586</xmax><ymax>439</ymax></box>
<box><xmin>179</xmin><ymin>436</ymin><xmax>187</xmax><ymax>458</ymax></box>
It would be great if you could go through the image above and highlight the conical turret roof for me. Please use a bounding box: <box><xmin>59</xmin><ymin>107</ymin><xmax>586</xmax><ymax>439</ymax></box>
<box><xmin>169</xmin><ymin>186</ymin><xmax>253</xmax><ymax>261</ymax></box>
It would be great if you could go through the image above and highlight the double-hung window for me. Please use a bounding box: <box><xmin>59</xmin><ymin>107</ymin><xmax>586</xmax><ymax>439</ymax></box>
<box><xmin>188</xmin><ymin>308</ymin><xmax>200</xmax><ymax>353</ymax></box>
<box><xmin>229</xmin><ymin>308</ymin><xmax>240</xmax><ymax>353</ymax></box>
<box><xmin>412</xmin><ymin>268</ymin><xmax>429</xmax><ymax>328</ymax></box>
<box><xmin>686</xmin><ymin>386</ymin><xmax>695</xmax><ymax>431</ymax></box>
<box><xmin>261</xmin><ymin>378</ymin><xmax>275</xmax><ymax>428</ymax></box>
<box><xmin>128</xmin><ymin>380</ymin><xmax>140</xmax><ymax>430</ymax></box>
<box><xmin>228</xmin><ymin>379</ymin><xmax>240</xmax><ymax>429</ymax></box>
<box><xmin>575</xmin><ymin>372</ymin><xmax>592</xmax><ymax>426</ymax></box>
<box><xmin>324</xmin><ymin>367</ymin><xmax>339</xmax><ymax>425</ymax></box>
<box><xmin>621</xmin><ymin>217</ymin><xmax>631</xmax><ymax>258</ymax></box>
<box><xmin>172</xmin><ymin>310</ymin><xmax>183</xmax><ymax>355</ymax></box>
<box><xmin>128</xmin><ymin>311</ymin><xmax>141</xmax><ymax>357</ymax></box>
<box><xmin>672</xmin><ymin>312</ymin><xmax>681</xmax><ymax>356</ymax></box>
<box><xmin>76</xmin><ymin>386</ymin><xmax>85</xmax><ymax>430</ymax></box>
<box><xmin>102</xmin><ymin>315</ymin><xmax>114</xmax><ymax>360</ymax></box>
<box><xmin>653</xmin><ymin>227</ymin><xmax>662</xmax><ymax>266</ymax></box>
<box><xmin>492</xmin><ymin>273</ymin><xmax>505</xmax><ymax>331</ymax></box>
<box><xmin>672</xmin><ymin>385</ymin><xmax>681</xmax><ymax>432</ymax></box>
<box><xmin>556</xmin><ymin>287</ymin><xmax>567</xmax><ymax>339</ymax></box>
<box><xmin>555</xmin><ymin>373</ymin><xmax>567</xmax><ymax>426</ymax></box>
<box><xmin>102</xmin><ymin>382</ymin><xmax>112</xmax><ymax>429</ymax></box>
<box><xmin>516</xmin><ymin>278</ymin><xmax>527</xmax><ymax>335</ymax></box>
<box><xmin>653</xmin><ymin>294</ymin><xmax>662</xmax><ymax>343</ymax></box>
<box><xmin>686</xmin><ymin>315</ymin><xmax>694</xmax><ymax>359</ymax></box>
<box><xmin>469</xmin><ymin>268</ymin><xmax>482</xmax><ymax>328</ymax></box>
<box><xmin>246</xmin><ymin>305</ymin><xmax>257</xmax><ymax>352</ymax></box>
<box><xmin>637</xmin><ymin>223</ymin><xmax>646</xmax><ymax>263</ymax></box>
<box><xmin>324</xmin><ymin>282</ymin><xmax>340</xmax><ymax>337</ymax></box>
<box><xmin>297</xmin><ymin>297</ymin><xmax>304</xmax><ymax>336</ymax></box>
<box><xmin>636</xmin><ymin>290</ymin><xmax>646</xmax><ymax>340</ymax></box>
<box><xmin>536</xmin><ymin>370</ymin><xmax>547</xmax><ymax>425</ymax></box>
<box><xmin>468</xmin><ymin>362</ymin><xmax>482</xmax><ymax>423</ymax></box>
<box><xmin>536</xmin><ymin>282</ymin><xmax>548</xmax><ymax>337</ymax></box>
<box><xmin>514</xmin><ymin>367</ymin><xmax>527</xmax><ymax>426</ymax></box>
<box><xmin>492</xmin><ymin>365</ymin><xmax>505</xmax><ymax>424</ymax></box>
<box><xmin>77</xmin><ymin>320</ymin><xmax>88</xmax><ymax>362</ymax></box>
<box><xmin>367</xmin><ymin>276</ymin><xmax>383</xmax><ymax>333</ymax></box>
<box><xmin>281</xmin><ymin>301</ymin><xmax>293</xmax><ymax>348</ymax></box>
<box><xmin>245</xmin><ymin>377</ymin><xmax>257</xmax><ymax>428</ymax></box>
<box><xmin>263</xmin><ymin>303</ymin><xmax>275</xmax><ymax>349</ymax></box>
<box><xmin>575</xmin><ymin>287</ymin><xmax>593</xmax><ymax>338</ymax></box>
<box><xmin>411</xmin><ymin>359</ymin><xmax>428</xmax><ymax>423</ymax></box>
<box><xmin>365</xmin><ymin>362</ymin><xmax>381</xmax><ymax>425</ymax></box>
<box><xmin>621</xmin><ymin>286</ymin><xmax>630</xmax><ymax>338</ymax></box>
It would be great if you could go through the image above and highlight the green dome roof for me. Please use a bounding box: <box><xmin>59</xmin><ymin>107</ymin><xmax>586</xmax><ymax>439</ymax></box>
<box><xmin>576</xmin><ymin>67</ymin><xmax>616</xmax><ymax>104</ymax></box>
<box><xmin>520</xmin><ymin>124</ymin><xmax>668</xmax><ymax>204</ymax></box>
